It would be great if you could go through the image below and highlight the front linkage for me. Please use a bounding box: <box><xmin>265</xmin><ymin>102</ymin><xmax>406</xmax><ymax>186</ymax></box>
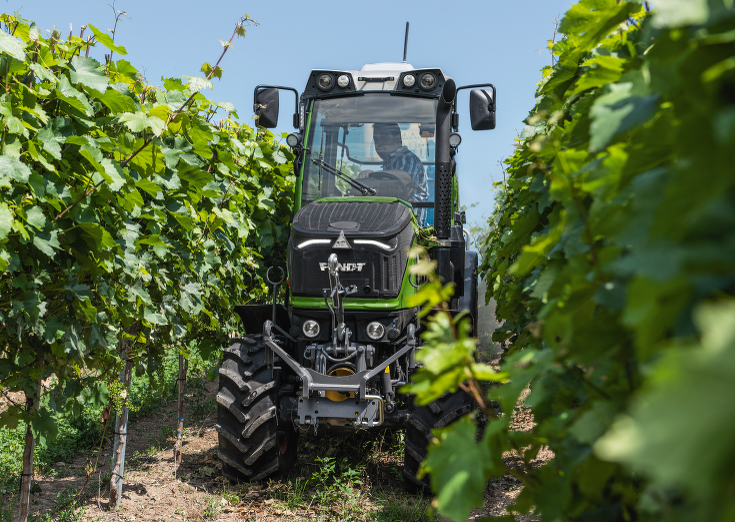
<box><xmin>262</xmin><ymin>253</ymin><xmax>417</xmax><ymax>430</ymax></box>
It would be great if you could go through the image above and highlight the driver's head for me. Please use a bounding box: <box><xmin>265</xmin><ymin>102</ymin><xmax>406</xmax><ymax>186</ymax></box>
<box><xmin>373</xmin><ymin>123</ymin><xmax>402</xmax><ymax>160</ymax></box>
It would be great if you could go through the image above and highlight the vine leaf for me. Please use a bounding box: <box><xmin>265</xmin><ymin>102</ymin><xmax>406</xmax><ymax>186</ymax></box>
<box><xmin>183</xmin><ymin>75</ymin><xmax>213</xmax><ymax>92</ymax></box>
<box><xmin>69</xmin><ymin>56</ymin><xmax>110</xmax><ymax>92</ymax></box>
<box><xmin>87</xmin><ymin>23</ymin><xmax>128</xmax><ymax>55</ymax></box>
<box><xmin>0</xmin><ymin>30</ymin><xmax>26</xmax><ymax>61</ymax></box>
<box><xmin>423</xmin><ymin>417</ymin><xmax>493</xmax><ymax>522</ymax></box>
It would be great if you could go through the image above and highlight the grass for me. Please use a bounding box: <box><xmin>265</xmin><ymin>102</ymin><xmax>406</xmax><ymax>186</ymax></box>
<box><xmin>207</xmin><ymin>429</ymin><xmax>435</xmax><ymax>521</ymax></box>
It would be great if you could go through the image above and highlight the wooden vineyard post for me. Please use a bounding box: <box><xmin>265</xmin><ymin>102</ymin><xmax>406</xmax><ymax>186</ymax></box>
<box><xmin>174</xmin><ymin>354</ymin><xmax>189</xmax><ymax>476</ymax></box>
<box><xmin>16</xmin><ymin>375</ymin><xmax>42</xmax><ymax>522</ymax></box>
<box><xmin>109</xmin><ymin>356</ymin><xmax>133</xmax><ymax>510</ymax></box>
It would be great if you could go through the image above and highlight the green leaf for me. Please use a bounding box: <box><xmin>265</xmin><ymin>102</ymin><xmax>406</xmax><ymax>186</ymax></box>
<box><xmin>24</xmin><ymin>206</ymin><xmax>46</xmax><ymax>230</ymax></box>
<box><xmin>144</xmin><ymin>309</ymin><xmax>168</xmax><ymax>325</ymax></box>
<box><xmin>36</xmin><ymin>126</ymin><xmax>65</xmax><ymax>160</ymax></box>
<box><xmin>30</xmin><ymin>407</ymin><xmax>58</xmax><ymax>448</ymax></box>
<box><xmin>94</xmin><ymin>88</ymin><xmax>136</xmax><ymax>114</ymax></box>
<box><xmin>182</xmin><ymin>75</ymin><xmax>213</xmax><ymax>92</ymax></box>
<box><xmin>589</xmin><ymin>81</ymin><xmax>659</xmax><ymax>152</ymax></box>
<box><xmin>87</xmin><ymin>23</ymin><xmax>128</xmax><ymax>55</ymax></box>
<box><xmin>135</xmin><ymin>178</ymin><xmax>162</xmax><ymax>198</ymax></box>
<box><xmin>0</xmin><ymin>30</ymin><xmax>26</xmax><ymax>61</ymax></box>
<box><xmin>424</xmin><ymin>417</ymin><xmax>492</xmax><ymax>522</ymax></box>
<box><xmin>69</xmin><ymin>56</ymin><xmax>109</xmax><ymax>92</ymax></box>
<box><xmin>32</xmin><ymin>229</ymin><xmax>61</xmax><ymax>257</ymax></box>
<box><xmin>571</xmin><ymin>55</ymin><xmax>626</xmax><ymax>95</ymax></box>
<box><xmin>55</xmin><ymin>76</ymin><xmax>94</xmax><ymax>116</ymax></box>
<box><xmin>596</xmin><ymin>301</ymin><xmax>735</xmax><ymax>502</ymax></box>
<box><xmin>178</xmin><ymin>165</ymin><xmax>214</xmax><ymax>192</ymax></box>
<box><xmin>137</xmin><ymin>234</ymin><xmax>170</xmax><ymax>247</ymax></box>
<box><xmin>0</xmin><ymin>203</ymin><xmax>13</xmax><ymax>240</ymax></box>
<box><xmin>78</xmin><ymin>222</ymin><xmax>116</xmax><ymax>250</ymax></box>
<box><xmin>109</xmin><ymin>59</ymin><xmax>138</xmax><ymax>83</ymax></box>
<box><xmin>29</xmin><ymin>63</ymin><xmax>58</xmax><ymax>84</ymax></box>
<box><xmin>652</xmin><ymin>0</ymin><xmax>709</xmax><ymax>28</ymax></box>
<box><xmin>0</xmin><ymin>156</ymin><xmax>31</xmax><ymax>183</ymax></box>
<box><xmin>118</xmin><ymin>111</ymin><xmax>165</xmax><ymax>135</ymax></box>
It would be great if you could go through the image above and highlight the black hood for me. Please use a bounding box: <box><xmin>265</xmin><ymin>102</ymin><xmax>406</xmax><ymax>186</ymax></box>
<box><xmin>288</xmin><ymin>200</ymin><xmax>415</xmax><ymax>299</ymax></box>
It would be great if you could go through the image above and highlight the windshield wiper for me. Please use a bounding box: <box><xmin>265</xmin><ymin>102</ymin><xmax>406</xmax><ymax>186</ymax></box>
<box><xmin>311</xmin><ymin>157</ymin><xmax>377</xmax><ymax>196</ymax></box>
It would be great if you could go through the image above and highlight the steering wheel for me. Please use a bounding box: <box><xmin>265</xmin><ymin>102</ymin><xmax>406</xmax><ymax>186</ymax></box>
<box><xmin>368</xmin><ymin>171</ymin><xmax>402</xmax><ymax>181</ymax></box>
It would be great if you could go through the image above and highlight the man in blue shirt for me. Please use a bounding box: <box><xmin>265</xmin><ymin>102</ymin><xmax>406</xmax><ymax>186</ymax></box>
<box><xmin>361</xmin><ymin>123</ymin><xmax>429</xmax><ymax>225</ymax></box>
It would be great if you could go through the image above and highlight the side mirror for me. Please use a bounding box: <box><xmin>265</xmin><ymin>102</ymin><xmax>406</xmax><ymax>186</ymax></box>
<box><xmin>469</xmin><ymin>89</ymin><xmax>496</xmax><ymax>130</ymax></box>
<box><xmin>254</xmin><ymin>87</ymin><xmax>279</xmax><ymax>128</ymax></box>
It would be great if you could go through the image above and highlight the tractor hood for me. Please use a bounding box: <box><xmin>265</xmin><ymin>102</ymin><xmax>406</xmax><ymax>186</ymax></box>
<box><xmin>288</xmin><ymin>199</ymin><xmax>415</xmax><ymax>299</ymax></box>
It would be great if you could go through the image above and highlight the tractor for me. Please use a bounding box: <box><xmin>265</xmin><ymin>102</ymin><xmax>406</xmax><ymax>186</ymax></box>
<box><xmin>216</xmin><ymin>59</ymin><xmax>495</xmax><ymax>491</ymax></box>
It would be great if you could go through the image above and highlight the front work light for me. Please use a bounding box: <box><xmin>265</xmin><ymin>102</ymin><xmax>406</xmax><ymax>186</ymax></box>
<box><xmin>449</xmin><ymin>133</ymin><xmax>462</xmax><ymax>148</ymax></box>
<box><xmin>403</xmin><ymin>74</ymin><xmax>416</xmax><ymax>87</ymax></box>
<box><xmin>337</xmin><ymin>74</ymin><xmax>350</xmax><ymax>88</ymax></box>
<box><xmin>419</xmin><ymin>73</ymin><xmax>436</xmax><ymax>90</ymax></box>
<box><xmin>287</xmin><ymin>133</ymin><xmax>301</xmax><ymax>148</ymax></box>
<box><xmin>303</xmin><ymin>320</ymin><xmax>320</xmax><ymax>338</ymax></box>
<box><xmin>366</xmin><ymin>322</ymin><xmax>385</xmax><ymax>340</ymax></box>
<box><xmin>318</xmin><ymin>74</ymin><xmax>334</xmax><ymax>91</ymax></box>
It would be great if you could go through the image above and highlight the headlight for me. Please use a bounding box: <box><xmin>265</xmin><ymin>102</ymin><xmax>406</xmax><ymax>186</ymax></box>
<box><xmin>403</xmin><ymin>74</ymin><xmax>416</xmax><ymax>88</ymax></box>
<box><xmin>449</xmin><ymin>133</ymin><xmax>462</xmax><ymax>148</ymax></box>
<box><xmin>419</xmin><ymin>73</ymin><xmax>436</xmax><ymax>91</ymax></box>
<box><xmin>302</xmin><ymin>320</ymin><xmax>320</xmax><ymax>338</ymax></box>
<box><xmin>366</xmin><ymin>321</ymin><xmax>385</xmax><ymax>340</ymax></box>
<box><xmin>317</xmin><ymin>74</ymin><xmax>334</xmax><ymax>91</ymax></box>
<box><xmin>286</xmin><ymin>133</ymin><xmax>301</xmax><ymax>148</ymax></box>
<box><xmin>337</xmin><ymin>74</ymin><xmax>350</xmax><ymax>88</ymax></box>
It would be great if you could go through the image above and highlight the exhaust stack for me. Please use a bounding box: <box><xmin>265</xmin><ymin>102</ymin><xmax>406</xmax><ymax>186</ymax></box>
<box><xmin>433</xmin><ymin>79</ymin><xmax>456</xmax><ymax>284</ymax></box>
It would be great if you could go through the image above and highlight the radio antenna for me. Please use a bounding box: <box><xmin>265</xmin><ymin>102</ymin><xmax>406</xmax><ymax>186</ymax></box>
<box><xmin>403</xmin><ymin>22</ymin><xmax>409</xmax><ymax>63</ymax></box>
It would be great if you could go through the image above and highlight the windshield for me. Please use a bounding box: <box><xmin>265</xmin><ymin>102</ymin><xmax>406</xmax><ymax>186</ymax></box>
<box><xmin>302</xmin><ymin>94</ymin><xmax>437</xmax><ymax>226</ymax></box>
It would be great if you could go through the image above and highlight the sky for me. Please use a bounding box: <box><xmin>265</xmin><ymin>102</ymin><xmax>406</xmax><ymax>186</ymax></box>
<box><xmin>5</xmin><ymin>0</ymin><xmax>573</xmax><ymax>237</ymax></box>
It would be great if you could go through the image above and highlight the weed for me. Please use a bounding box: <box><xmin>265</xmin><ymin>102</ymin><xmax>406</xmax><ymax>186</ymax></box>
<box><xmin>0</xmin><ymin>495</ymin><xmax>17</xmax><ymax>522</ymax></box>
<box><xmin>159</xmin><ymin>424</ymin><xmax>175</xmax><ymax>444</ymax></box>
<box><xmin>200</xmin><ymin>494</ymin><xmax>222</xmax><ymax>519</ymax></box>
<box><xmin>28</xmin><ymin>486</ymin><xmax>84</xmax><ymax>522</ymax></box>
<box><xmin>375</xmin><ymin>491</ymin><xmax>432</xmax><ymax>522</ymax></box>
<box><xmin>221</xmin><ymin>489</ymin><xmax>239</xmax><ymax>506</ymax></box>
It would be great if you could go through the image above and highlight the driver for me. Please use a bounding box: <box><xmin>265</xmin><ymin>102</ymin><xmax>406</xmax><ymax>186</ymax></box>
<box><xmin>359</xmin><ymin>123</ymin><xmax>429</xmax><ymax>225</ymax></box>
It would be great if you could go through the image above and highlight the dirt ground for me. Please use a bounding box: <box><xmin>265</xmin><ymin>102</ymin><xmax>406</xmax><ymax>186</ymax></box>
<box><xmin>6</xmin><ymin>298</ymin><xmax>552</xmax><ymax>521</ymax></box>
<box><xmin>16</xmin><ymin>377</ymin><xmax>549</xmax><ymax>522</ymax></box>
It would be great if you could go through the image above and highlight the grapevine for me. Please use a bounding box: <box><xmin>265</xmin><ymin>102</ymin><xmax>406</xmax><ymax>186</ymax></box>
<box><xmin>406</xmin><ymin>1</ymin><xmax>735</xmax><ymax>521</ymax></box>
<box><xmin>0</xmin><ymin>10</ymin><xmax>294</xmax><ymax>508</ymax></box>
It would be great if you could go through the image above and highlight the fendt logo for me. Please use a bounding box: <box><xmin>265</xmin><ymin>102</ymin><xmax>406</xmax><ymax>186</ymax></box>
<box><xmin>319</xmin><ymin>262</ymin><xmax>367</xmax><ymax>273</ymax></box>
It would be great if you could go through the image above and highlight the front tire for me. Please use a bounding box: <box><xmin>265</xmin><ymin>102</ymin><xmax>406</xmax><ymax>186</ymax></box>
<box><xmin>216</xmin><ymin>335</ymin><xmax>298</xmax><ymax>482</ymax></box>
<box><xmin>403</xmin><ymin>391</ymin><xmax>473</xmax><ymax>493</ymax></box>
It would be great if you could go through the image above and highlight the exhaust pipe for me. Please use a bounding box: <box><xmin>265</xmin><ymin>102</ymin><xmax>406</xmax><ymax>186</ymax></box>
<box><xmin>433</xmin><ymin>79</ymin><xmax>456</xmax><ymax>284</ymax></box>
<box><xmin>434</xmin><ymin>79</ymin><xmax>456</xmax><ymax>240</ymax></box>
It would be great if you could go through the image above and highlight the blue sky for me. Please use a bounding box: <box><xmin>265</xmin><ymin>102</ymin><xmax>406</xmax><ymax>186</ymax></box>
<box><xmin>7</xmin><ymin>0</ymin><xmax>573</xmax><ymax>236</ymax></box>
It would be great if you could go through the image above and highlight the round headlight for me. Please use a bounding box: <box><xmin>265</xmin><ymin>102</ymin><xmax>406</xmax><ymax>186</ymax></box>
<box><xmin>302</xmin><ymin>320</ymin><xmax>320</xmax><ymax>338</ymax></box>
<box><xmin>337</xmin><ymin>74</ymin><xmax>350</xmax><ymax>88</ymax></box>
<box><xmin>366</xmin><ymin>321</ymin><xmax>385</xmax><ymax>340</ymax></box>
<box><xmin>317</xmin><ymin>74</ymin><xmax>334</xmax><ymax>91</ymax></box>
<box><xmin>419</xmin><ymin>73</ymin><xmax>436</xmax><ymax>90</ymax></box>
<box><xmin>449</xmin><ymin>133</ymin><xmax>462</xmax><ymax>148</ymax></box>
<box><xmin>286</xmin><ymin>133</ymin><xmax>301</xmax><ymax>148</ymax></box>
<box><xmin>402</xmin><ymin>74</ymin><xmax>416</xmax><ymax>88</ymax></box>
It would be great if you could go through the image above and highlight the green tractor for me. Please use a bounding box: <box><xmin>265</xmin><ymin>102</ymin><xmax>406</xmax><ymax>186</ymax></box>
<box><xmin>216</xmin><ymin>60</ymin><xmax>495</xmax><ymax>490</ymax></box>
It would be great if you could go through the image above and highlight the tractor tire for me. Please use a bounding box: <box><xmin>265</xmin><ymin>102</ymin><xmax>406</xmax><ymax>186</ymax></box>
<box><xmin>216</xmin><ymin>335</ymin><xmax>298</xmax><ymax>483</ymax></box>
<box><xmin>403</xmin><ymin>390</ymin><xmax>474</xmax><ymax>493</ymax></box>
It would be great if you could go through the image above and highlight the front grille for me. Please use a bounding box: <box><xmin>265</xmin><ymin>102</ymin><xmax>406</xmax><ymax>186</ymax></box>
<box><xmin>289</xmin><ymin>201</ymin><xmax>415</xmax><ymax>298</ymax></box>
